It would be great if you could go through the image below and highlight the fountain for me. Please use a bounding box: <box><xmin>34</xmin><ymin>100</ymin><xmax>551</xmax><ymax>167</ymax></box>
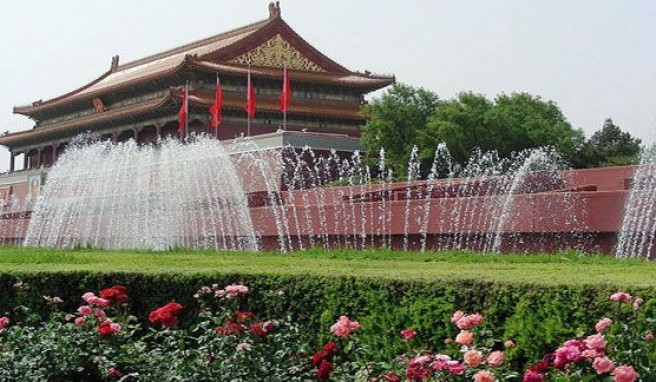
<box><xmin>24</xmin><ymin>137</ymin><xmax>258</xmax><ymax>251</ymax></box>
<box><xmin>0</xmin><ymin>131</ymin><xmax>643</xmax><ymax>257</ymax></box>
<box><xmin>616</xmin><ymin>145</ymin><xmax>656</xmax><ymax>259</ymax></box>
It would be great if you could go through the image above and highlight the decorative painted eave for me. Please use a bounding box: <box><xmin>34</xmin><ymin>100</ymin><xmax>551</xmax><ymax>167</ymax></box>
<box><xmin>187</xmin><ymin>58</ymin><xmax>394</xmax><ymax>91</ymax></box>
<box><xmin>1</xmin><ymin>96</ymin><xmax>173</xmax><ymax>149</ymax></box>
<box><xmin>170</xmin><ymin>87</ymin><xmax>367</xmax><ymax>121</ymax></box>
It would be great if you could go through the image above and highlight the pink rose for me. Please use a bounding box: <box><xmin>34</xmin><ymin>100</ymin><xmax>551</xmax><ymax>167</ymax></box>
<box><xmin>504</xmin><ymin>340</ymin><xmax>515</xmax><ymax>348</ymax></box>
<box><xmin>224</xmin><ymin>284</ymin><xmax>249</xmax><ymax>298</ymax></box>
<box><xmin>592</xmin><ymin>356</ymin><xmax>615</xmax><ymax>374</ymax></box>
<box><xmin>94</xmin><ymin>309</ymin><xmax>107</xmax><ymax>320</ymax></box>
<box><xmin>236</xmin><ymin>342</ymin><xmax>251</xmax><ymax>351</ymax></box>
<box><xmin>91</xmin><ymin>297</ymin><xmax>110</xmax><ymax>307</ymax></box>
<box><xmin>487</xmin><ymin>351</ymin><xmax>505</xmax><ymax>367</ymax></box>
<box><xmin>612</xmin><ymin>365</ymin><xmax>638</xmax><ymax>382</ymax></box>
<box><xmin>455</xmin><ymin>313</ymin><xmax>485</xmax><ymax>330</ymax></box>
<box><xmin>82</xmin><ymin>292</ymin><xmax>96</xmax><ymax>303</ymax></box>
<box><xmin>77</xmin><ymin>305</ymin><xmax>93</xmax><ymax>316</ymax></box>
<box><xmin>632</xmin><ymin>297</ymin><xmax>643</xmax><ymax>310</ymax></box>
<box><xmin>582</xmin><ymin>349</ymin><xmax>603</xmax><ymax>360</ymax></box>
<box><xmin>473</xmin><ymin>370</ymin><xmax>495</xmax><ymax>382</ymax></box>
<box><xmin>554</xmin><ymin>341</ymin><xmax>583</xmax><ymax>367</ymax></box>
<box><xmin>585</xmin><ymin>334</ymin><xmax>607</xmax><ymax>350</ymax></box>
<box><xmin>464</xmin><ymin>349</ymin><xmax>483</xmax><ymax>367</ymax></box>
<box><xmin>74</xmin><ymin>316</ymin><xmax>87</xmax><ymax>326</ymax></box>
<box><xmin>446</xmin><ymin>361</ymin><xmax>466</xmax><ymax>375</ymax></box>
<box><xmin>645</xmin><ymin>333</ymin><xmax>654</xmax><ymax>341</ymax></box>
<box><xmin>330</xmin><ymin>316</ymin><xmax>360</xmax><ymax>338</ymax></box>
<box><xmin>451</xmin><ymin>310</ymin><xmax>465</xmax><ymax>324</ymax></box>
<box><xmin>455</xmin><ymin>330</ymin><xmax>473</xmax><ymax>346</ymax></box>
<box><xmin>595</xmin><ymin>317</ymin><xmax>613</xmax><ymax>333</ymax></box>
<box><xmin>610</xmin><ymin>292</ymin><xmax>632</xmax><ymax>303</ymax></box>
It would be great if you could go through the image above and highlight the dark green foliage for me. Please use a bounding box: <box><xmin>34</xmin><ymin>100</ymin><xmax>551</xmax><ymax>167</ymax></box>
<box><xmin>1</xmin><ymin>270</ymin><xmax>654</xmax><ymax>368</ymax></box>
<box><xmin>363</xmin><ymin>87</ymin><xmax>587</xmax><ymax>175</ymax></box>
<box><xmin>572</xmin><ymin>118</ymin><xmax>642</xmax><ymax>168</ymax></box>
<box><xmin>361</xmin><ymin>83</ymin><xmax>440</xmax><ymax>177</ymax></box>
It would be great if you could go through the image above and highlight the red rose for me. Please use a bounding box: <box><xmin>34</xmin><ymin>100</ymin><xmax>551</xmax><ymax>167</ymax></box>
<box><xmin>108</xmin><ymin>368</ymin><xmax>123</xmax><ymax>377</ymax></box>
<box><xmin>216</xmin><ymin>322</ymin><xmax>246</xmax><ymax>336</ymax></box>
<box><xmin>529</xmin><ymin>360</ymin><xmax>550</xmax><ymax>373</ymax></box>
<box><xmin>382</xmin><ymin>372</ymin><xmax>402</xmax><ymax>382</ymax></box>
<box><xmin>316</xmin><ymin>360</ymin><xmax>333</xmax><ymax>381</ymax></box>
<box><xmin>263</xmin><ymin>322</ymin><xmax>276</xmax><ymax>333</ymax></box>
<box><xmin>99</xmin><ymin>285</ymin><xmax>128</xmax><ymax>304</ymax></box>
<box><xmin>148</xmin><ymin>302</ymin><xmax>183</xmax><ymax>328</ymax></box>
<box><xmin>249</xmin><ymin>322</ymin><xmax>267</xmax><ymax>336</ymax></box>
<box><xmin>312</xmin><ymin>351</ymin><xmax>329</xmax><ymax>366</ymax></box>
<box><xmin>235</xmin><ymin>311</ymin><xmax>254</xmax><ymax>323</ymax></box>
<box><xmin>401</xmin><ymin>329</ymin><xmax>417</xmax><ymax>342</ymax></box>
<box><xmin>322</xmin><ymin>341</ymin><xmax>338</xmax><ymax>354</ymax></box>
<box><xmin>97</xmin><ymin>321</ymin><xmax>115</xmax><ymax>336</ymax></box>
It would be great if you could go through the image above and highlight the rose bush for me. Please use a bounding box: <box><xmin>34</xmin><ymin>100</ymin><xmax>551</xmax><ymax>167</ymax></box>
<box><xmin>0</xmin><ymin>284</ymin><xmax>653</xmax><ymax>381</ymax></box>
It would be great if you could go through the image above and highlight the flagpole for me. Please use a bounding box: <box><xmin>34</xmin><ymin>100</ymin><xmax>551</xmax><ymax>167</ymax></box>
<box><xmin>184</xmin><ymin>81</ymin><xmax>189</xmax><ymax>142</ymax></box>
<box><xmin>283</xmin><ymin>64</ymin><xmax>287</xmax><ymax>131</ymax></box>
<box><xmin>247</xmin><ymin>65</ymin><xmax>251</xmax><ymax>137</ymax></box>
<box><xmin>215</xmin><ymin>74</ymin><xmax>220</xmax><ymax>138</ymax></box>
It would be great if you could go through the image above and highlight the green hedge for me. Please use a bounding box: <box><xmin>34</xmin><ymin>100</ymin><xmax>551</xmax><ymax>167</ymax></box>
<box><xmin>1</xmin><ymin>271</ymin><xmax>654</xmax><ymax>366</ymax></box>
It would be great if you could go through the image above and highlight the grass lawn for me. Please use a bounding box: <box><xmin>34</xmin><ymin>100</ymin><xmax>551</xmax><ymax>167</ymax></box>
<box><xmin>0</xmin><ymin>246</ymin><xmax>654</xmax><ymax>287</ymax></box>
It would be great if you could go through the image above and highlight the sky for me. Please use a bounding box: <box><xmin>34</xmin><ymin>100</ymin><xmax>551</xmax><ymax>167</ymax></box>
<box><xmin>0</xmin><ymin>0</ymin><xmax>654</xmax><ymax>172</ymax></box>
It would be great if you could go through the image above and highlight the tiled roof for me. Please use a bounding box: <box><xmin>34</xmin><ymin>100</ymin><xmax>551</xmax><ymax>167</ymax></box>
<box><xmin>14</xmin><ymin>17</ymin><xmax>271</xmax><ymax>115</ymax></box>
<box><xmin>1</xmin><ymin>96</ymin><xmax>172</xmax><ymax>148</ymax></box>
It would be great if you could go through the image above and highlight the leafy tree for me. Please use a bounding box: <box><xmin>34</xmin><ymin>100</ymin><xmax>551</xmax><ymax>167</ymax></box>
<box><xmin>362</xmin><ymin>88</ymin><xmax>589</xmax><ymax>176</ymax></box>
<box><xmin>574</xmin><ymin>118</ymin><xmax>642</xmax><ymax>168</ymax></box>
<box><xmin>421</xmin><ymin>92</ymin><xmax>493</xmax><ymax>164</ymax></box>
<box><xmin>361</xmin><ymin>83</ymin><xmax>439</xmax><ymax>177</ymax></box>
<box><xmin>485</xmin><ymin>93</ymin><xmax>585</xmax><ymax>163</ymax></box>
<box><xmin>423</xmin><ymin>92</ymin><xmax>584</xmax><ymax>166</ymax></box>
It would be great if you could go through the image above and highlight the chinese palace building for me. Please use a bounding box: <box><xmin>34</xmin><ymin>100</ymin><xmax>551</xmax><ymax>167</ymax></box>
<box><xmin>0</xmin><ymin>2</ymin><xmax>394</xmax><ymax>173</ymax></box>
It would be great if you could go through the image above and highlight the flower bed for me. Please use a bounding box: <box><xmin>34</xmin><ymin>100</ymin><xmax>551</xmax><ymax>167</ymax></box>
<box><xmin>0</xmin><ymin>281</ymin><xmax>653</xmax><ymax>381</ymax></box>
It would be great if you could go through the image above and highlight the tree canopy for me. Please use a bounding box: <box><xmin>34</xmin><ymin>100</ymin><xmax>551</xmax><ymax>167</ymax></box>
<box><xmin>361</xmin><ymin>84</ymin><xmax>439</xmax><ymax>177</ymax></box>
<box><xmin>572</xmin><ymin>118</ymin><xmax>642</xmax><ymax>168</ymax></box>
<box><xmin>362</xmin><ymin>84</ymin><xmax>642</xmax><ymax>176</ymax></box>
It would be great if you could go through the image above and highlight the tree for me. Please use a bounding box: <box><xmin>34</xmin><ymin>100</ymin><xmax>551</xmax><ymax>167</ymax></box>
<box><xmin>423</xmin><ymin>92</ymin><xmax>585</xmax><ymax>166</ymax></box>
<box><xmin>422</xmin><ymin>92</ymin><xmax>494</xmax><ymax>164</ymax></box>
<box><xmin>361</xmin><ymin>83</ymin><xmax>439</xmax><ymax>177</ymax></box>
<box><xmin>574</xmin><ymin>118</ymin><xmax>642</xmax><ymax>168</ymax></box>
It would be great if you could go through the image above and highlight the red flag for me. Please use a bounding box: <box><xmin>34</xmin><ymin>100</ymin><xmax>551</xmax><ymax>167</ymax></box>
<box><xmin>209</xmin><ymin>76</ymin><xmax>223</xmax><ymax>129</ymax></box>
<box><xmin>243</xmin><ymin>70</ymin><xmax>256</xmax><ymax>118</ymax></box>
<box><xmin>178</xmin><ymin>85</ymin><xmax>188</xmax><ymax>135</ymax></box>
<box><xmin>279</xmin><ymin>65</ymin><xmax>291</xmax><ymax>113</ymax></box>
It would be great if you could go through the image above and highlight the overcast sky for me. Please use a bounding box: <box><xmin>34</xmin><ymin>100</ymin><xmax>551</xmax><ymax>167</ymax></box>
<box><xmin>0</xmin><ymin>0</ymin><xmax>654</xmax><ymax>172</ymax></box>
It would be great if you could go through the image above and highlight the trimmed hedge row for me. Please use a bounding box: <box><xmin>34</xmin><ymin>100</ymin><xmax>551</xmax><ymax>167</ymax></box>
<box><xmin>1</xmin><ymin>271</ymin><xmax>654</xmax><ymax>366</ymax></box>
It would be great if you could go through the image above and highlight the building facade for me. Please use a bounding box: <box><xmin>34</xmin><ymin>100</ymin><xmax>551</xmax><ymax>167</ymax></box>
<box><xmin>0</xmin><ymin>2</ymin><xmax>394</xmax><ymax>172</ymax></box>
